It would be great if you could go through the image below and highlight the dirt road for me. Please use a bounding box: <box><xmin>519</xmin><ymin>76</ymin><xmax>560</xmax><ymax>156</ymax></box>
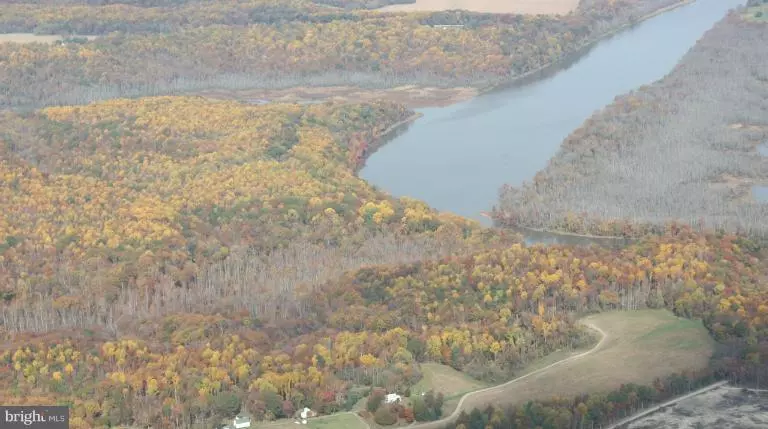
<box><xmin>406</xmin><ymin>322</ymin><xmax>608</xmax><ymax>429</ymax></box>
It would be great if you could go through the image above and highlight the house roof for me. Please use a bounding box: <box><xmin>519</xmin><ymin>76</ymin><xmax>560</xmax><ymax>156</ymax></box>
<box><xmin>234</xmin><ymin>415</ymin><xmax>250</xmax><ymax>423</ymax></box>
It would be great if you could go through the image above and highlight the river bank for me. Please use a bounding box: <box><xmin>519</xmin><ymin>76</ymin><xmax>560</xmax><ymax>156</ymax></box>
<box><xmin>477</xmin><ymin>0</ymin><xmax>696</xmax><ymax>97</ymax></box>
<box><xmin>354</xmin><ymin>111</ymin><xmax>425</xmax><ymax>173</ymax></box>
<box><xmin>495</xmin><ymin>6</ymin><xmax>768</xmax><ymax>240</ymax></box>
<box><xmin>191</xmin><ymin>0</ymin><xmax>698</xmax><ymax>110</ymax></box>
<box><xmin>359</xmin><ymin>0</ymin><xmax>747</xmax><ymax>243</ymax></box>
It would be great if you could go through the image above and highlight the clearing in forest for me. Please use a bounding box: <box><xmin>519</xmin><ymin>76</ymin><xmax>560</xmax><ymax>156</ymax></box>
<box><xmin>251</xmin><ymin>413</ymin><xmax>367</xmax><ymax>429</ymax></box>
<box><xmin>448</xmin><ymin>310</ymin><xmax>715</xmax><ymax>420</ymax></box>
<box><xmin>412</xmin><ymin>362</ymin><xmax>489</xmax><ymax>399</ymax></box>
<box><xmin>377</xmin><ymin>0</ymin><xmax>580</xmax><ymax>15</ymax></box>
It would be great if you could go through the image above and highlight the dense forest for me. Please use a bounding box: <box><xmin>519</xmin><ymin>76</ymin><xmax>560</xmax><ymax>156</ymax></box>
<box><xmin>0</xmin><ymin>0</ymin><xmax>686</xmax><ymax>109</ymax></box>
<box><xmin>2</xmin><ymin>98</ymin><xmax>768</xmax><ymax>425</ymax></box>
<box><xmin>2</xmin><ymin>96</ymin><xmax>766</xmax><ymax>429</ymax></box>
<box><xmin>495</xmin><ymin>10</ymin><xmax>768</xmax><ymax>239</ymax></box>
<box><xmin>0</xmin><ymin>97</ymin><xmax>506</xmax><ymax>328</ymax></box>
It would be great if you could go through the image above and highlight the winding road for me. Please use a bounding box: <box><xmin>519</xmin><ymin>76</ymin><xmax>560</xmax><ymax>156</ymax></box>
<box><xmin>405</xmin><ymin>321</ymin><xmax>608</xmax><ymax>429</ymax></box>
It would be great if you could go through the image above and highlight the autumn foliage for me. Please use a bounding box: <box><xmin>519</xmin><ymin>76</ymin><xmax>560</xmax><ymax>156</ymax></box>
<box><xmin>0</xmin><ymin>2</ymin><xmax>766</xmax><ymax>429</ymax></box>
<box><xmin>0</xmin><ymin>0</ymin><xmax>681</xmax><ymax>109</ymax></box>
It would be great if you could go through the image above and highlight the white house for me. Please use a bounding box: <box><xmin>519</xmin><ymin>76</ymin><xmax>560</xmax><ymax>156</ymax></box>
<box><xmin>293</xmin><ymin>407</ymin><xmax>317</xmax><ymax>425</ymax></box>
<box><xmin>384</xmin><ymin>393</ymin><xmax>402</xmax><ymax>404</ymax></box>
<box><xmin>222</xmin><ymin>413</ymin><xmax>251</xmax><ymax>429</ymax></box>
<box><xmin>233</xmin><ymin>413</ymin><xmax>251</xmax><ymax>429</ymax></box>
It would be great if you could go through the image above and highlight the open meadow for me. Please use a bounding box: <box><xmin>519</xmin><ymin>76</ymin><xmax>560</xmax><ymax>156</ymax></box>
<box><xmin>251</xmin><ymin>309</ymin><xmax>715</xmax><ymax>429</ymax></box>
<box><xmin>411</xmin><ymin>363</ymin><xmax>489</xmax><ymax>399</ymax></box>
<box><xmin>251</xmin><ymin>413</ymin><xmax>367</xmax><ymax>429</ymax></box>
<box><xmin>430</xmin><ymin>310</ymin><xmax>715</xmax><ymax>427</ymax></box>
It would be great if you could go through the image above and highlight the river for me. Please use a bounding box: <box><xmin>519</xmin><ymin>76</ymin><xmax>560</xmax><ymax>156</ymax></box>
<box><xmin>359</xmin><ymin>0</ymin><xmax>747</xmax><ymax>245</ymax></box>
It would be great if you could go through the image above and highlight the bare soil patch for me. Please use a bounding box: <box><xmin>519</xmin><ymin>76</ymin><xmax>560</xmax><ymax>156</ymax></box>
<box><xmin>627</xmin><ymin>387</ymin><xmax>768</xmax><ymax>429</ymax></box>
<box><xmin>378</xmin><ymin>0</ymin><xmax>580</xmax><ymax>15</ymax></box>
<box><xmin>194</xmin><ymin>85</ymin><xmax>478</xmax><ymax>109</ymax></box>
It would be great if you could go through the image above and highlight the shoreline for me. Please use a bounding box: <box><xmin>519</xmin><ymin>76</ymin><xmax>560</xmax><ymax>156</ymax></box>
<box><xmin>357</xmin><ymin>0</ymin><xmax>694</xmax><ymax>234</ymax></box>
<box><xmin>373</xmin><ymin>112</ymin><xmax>424</xmax><ymax>141</ymax></box>
<box><xmin>190</xmin><ymin>0</ymin><xmax>697</xmax><ymax>110</ymax></box>
<box><xmin>484</xmin><ymin>212</ymin><xmax>634</xmax><ymax>240</ymax></box>
<box><xmin>477</xmin><ymin>0</ymin><xmax>697</xmax><ymax>96</ymax></box>
<box><xmin>504</xmin><ymin>223</ymin><xmax>633</xmax><ymax>241</ymax></box>
<box><xmin>354</xmin><ymin>111</ymin><xmax>424</xmax><ymax>173</ymax></box>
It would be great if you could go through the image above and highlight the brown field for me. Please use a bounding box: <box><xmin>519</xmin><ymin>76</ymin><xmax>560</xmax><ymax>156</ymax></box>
<box><xmin>194</xmin><ymin>85</ymin><xmax>478</xmax><ymax>109</ymax></box>
<box><xmin>409</xmin><ymin>310</ymin><xmax>715</xmax><ymax>429</ymax></box>
<box><xmin>378</xmin><ymin>0</ymin><xmax>580</xmax><ymax>15</ymax></box>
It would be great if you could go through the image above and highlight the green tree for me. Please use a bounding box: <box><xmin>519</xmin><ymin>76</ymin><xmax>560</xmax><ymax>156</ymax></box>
<box><xmin>213</xmin><ymin>392</ymin><xmax>242</xmax><ymax>418</ymax></box>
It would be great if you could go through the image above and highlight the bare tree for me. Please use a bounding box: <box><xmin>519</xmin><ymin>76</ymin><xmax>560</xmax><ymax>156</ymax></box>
<box><xmin>496</xmin><ymin>13</ymin><xmax>768</xmax><ymax>239</ymax></box>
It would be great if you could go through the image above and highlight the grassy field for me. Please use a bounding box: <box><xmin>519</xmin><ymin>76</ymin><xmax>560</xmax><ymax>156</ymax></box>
<box><xmin>451</xmin><ymin>310</ymin><xmax>715</xmax><ymax>417</ymax></box>
<box><xmin>254</xmin><ymin>310</ymin><xmax>714</xmax><ymax>429</ymax></box>
<box><xmin>251</xmin><ymin>413</ymin><xmax>367</xmax><ymax>429</ymax></box>
<box><xmin>412</xmin><ymin>362</ymin><xmax>489</xmax><ymax>399</ymax></box>
<box><xmin>410</xmin><ymin>362</ymin><xmax>490</xmax><ymax>416</ymax></box>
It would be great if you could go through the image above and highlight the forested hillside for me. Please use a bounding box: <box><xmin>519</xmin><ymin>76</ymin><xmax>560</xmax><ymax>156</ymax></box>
<box><xmin>495</xmin><ymin>10</ymin><xmax>768</xmax><ymax>239</ymax></box>
<box><xmin>2</xmin><ymin>97</ymin><xmax>765</xmax><ymax>429</ymax></box>
<box><xmin>0</xmin><ymin>97</ymin><xmax>505</xmax><ymax>330</ymax></box>
<box><xmin>0</xmin><ymin>0</ymin><xmax>688</xmax><ymax>109</ymax></box>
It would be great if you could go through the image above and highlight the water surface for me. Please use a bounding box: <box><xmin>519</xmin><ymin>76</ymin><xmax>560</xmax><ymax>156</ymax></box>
<box><xmin>360</xmin><ymin>0</ymin><xmax>747</xmax><ymax>236</ymax></box>
<box><xmin>753</xmin><ymin>186</ymin><xmax>768</xmax><ymax>202</ymax></box>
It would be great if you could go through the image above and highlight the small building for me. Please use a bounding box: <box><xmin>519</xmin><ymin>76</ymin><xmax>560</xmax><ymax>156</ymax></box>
<box><xmin>431</xmin><ymin>24</ymin><xmax>465</xmax><ymax>29</ymax></box>
<box><xmin>222</xmin><ymin>412</ymin><xmax>251</xmax><ymax>429</ymax></box>
<box><xmin>233</xmin><ymin>413</ymin><xmax>251</xmax><ymax>429</ymax></box>
<box><xmin>294</xmin><ymin>407</ymin><xmax>317</xmax><ymax>425</ymax></box>
<box><xmin>384</xmin><ymin>393</ymin><xmax>402</xmax><ymax>404</ymax></box>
